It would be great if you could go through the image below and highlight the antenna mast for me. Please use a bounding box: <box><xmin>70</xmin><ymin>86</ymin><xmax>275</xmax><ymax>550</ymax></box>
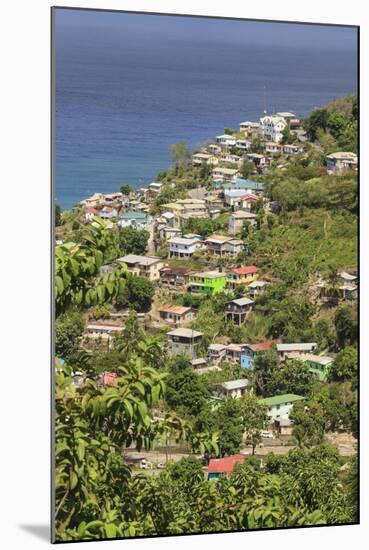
<box><xmin>263</xmin><ymin>86</ymin><xmax>267</xmax><ymax>114</ymax></box>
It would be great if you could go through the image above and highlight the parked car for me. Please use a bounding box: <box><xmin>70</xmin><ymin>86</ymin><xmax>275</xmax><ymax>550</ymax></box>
<box><xmin>261</xmin><ymin>431</ymin><xmax>274</xmax><ymax>439</ymax></box>
<box><xmin>140</xmin><ymin>459</ymin><xmax>153</xmax><ymax>469</ymax></box>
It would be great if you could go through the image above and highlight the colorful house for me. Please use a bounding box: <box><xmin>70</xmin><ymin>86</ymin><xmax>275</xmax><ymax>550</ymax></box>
<box><xmin>207</xmin><ymin>454</ymin><xmax>246</xmax><ymax>480</ymax></box>
<box><xmin>188</xmin><ymin>271</ymin><xmax>227</xmax><ymax>295</ymax></box>
<box><xmin>290</xmin><ymin>353</ymin><xmax>333</xmax><ymax>381</ymax></box>
<box><xmin>240</xmin><ymin>342</ymin><xmax>273</xmax><ymax>369</ymax></box>
<box><xmin>261</xmin><ymin>394</ymin><xmax>305</xmax><ymax>422</ymax></box>
<box><xmin>227</xmin><ymin>266</ymin><xmax>258</xmax><ymax>287</ymax></box>
<box><xmin>118</xmin><ymin>210</ymin><xmax>149</xmax><ymax>229</ymax></box>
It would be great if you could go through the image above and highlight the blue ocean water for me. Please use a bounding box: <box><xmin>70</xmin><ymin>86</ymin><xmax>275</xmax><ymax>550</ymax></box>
<box><xmin>54</xmin><ymin>10</ymin><xmax>358</xmax><ymax>210</ymax></box>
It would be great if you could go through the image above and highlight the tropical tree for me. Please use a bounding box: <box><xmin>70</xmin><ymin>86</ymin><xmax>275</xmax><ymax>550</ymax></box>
<box><xmin>240</xmin><ymin>394</ymin><xmax>267</xmax><ymax>455</ymax></box>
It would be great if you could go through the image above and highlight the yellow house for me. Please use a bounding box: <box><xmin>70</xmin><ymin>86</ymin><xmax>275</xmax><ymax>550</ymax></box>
<box><xmin>228</xmin><ymin>266</ymin><xmax>258</xmax><ymax>287</ymax></box>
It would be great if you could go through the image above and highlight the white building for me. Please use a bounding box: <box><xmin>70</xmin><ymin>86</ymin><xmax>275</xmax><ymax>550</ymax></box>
<box><xmin>168</xmin><ymin>236</ymin><xmax>203</xmax><ymax>259</ymax></box>
<box><xmin>261</xmin><ymin>394</ymin><xmax>305</xmax><ymax>421</ymax></box>
<box><xmin>326</xmin><ymin>152</ymin><xmax>358</xmax><ymax>174</ymax></box>
<box><xmin>259</xmin><ymin>115</ymin><xmax>287</xmax><ymax>142</ymax></box>
<box><xmin>215</xmin><ymin>134</ymin><xmax>237</xmax><ymax>148</ymax></box>
<box><xmin>218</xmin><ymin>379</ymin><xmax>249</xmax><ymax>399</ymax></box>
<box><xmin>276</xmin><ymin>343</ymin><xmax>317</xmax><ymax>361</ymax></box>
<box><xmin>228</xmin><ymin>210</ymin><xmax>257</xmax><ymax>235</ymax></box>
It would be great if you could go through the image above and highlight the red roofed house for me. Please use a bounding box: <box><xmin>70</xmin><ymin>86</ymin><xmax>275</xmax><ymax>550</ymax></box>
<box><xmin>99</xmin><ymin>372</ymin><xmax>118</xmax><ymax>387</ymax></box>
<box><xmin>85</xmin><ymin>207</ymin><xmax>99</xmax><ymax>221</ymax></box>
<box><xmin>227</xmin><ymin>266</ymin><xmax>258</xmax><ymax>287</ymax></box>
<box><xmin>240</xmin><ymin>342</ymin><xmax>273</xmax><ymax>369</ymax></box>
<box><xmin>207</xmin><ymin>454</ymin><xmax>246</xmax><ymax>480</ymax></box>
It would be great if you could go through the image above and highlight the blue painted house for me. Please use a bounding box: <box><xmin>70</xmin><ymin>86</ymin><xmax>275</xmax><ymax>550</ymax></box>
<box><xmin>240</xmin><ymin>342</ymin><xmax>273</xmax><ymax>369</ymax></box>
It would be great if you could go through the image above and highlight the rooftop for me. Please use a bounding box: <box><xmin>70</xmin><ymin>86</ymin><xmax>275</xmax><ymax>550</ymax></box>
<box><xmin>327</xmin><ymin>152</ymin><xmax>357</xmax><ymax>161</ymax></box>
<box><xmin>208</xmin><ymin>454</ymin><xmax>246</xmax><ymax>474</ymax></box>
<box><xmin>158</xmin><ymin>304</ymin><xmax>192</xmax><ymax>315</ymax></box>
<box><xmin>262</xmin><ymin>394</ymin><xmax>305</xmax><ymax>407</ymax></box>
<box><xmin>231</xmin><ymin>210</ymin><xmax>257</xmax><ymax>218</ymax></box>
<box><xmin>228</xmin><ymin>297</ymin><xmax>254</xmax><ymax>306</ymax></box>
<box><xmin>167</xmin><ymin>328</ymin><xmax>203</xmax><ymax>338</ymax></box>
<box><xmin>221</xmin><ymin>379</ymin><xmax>249</xmax><ymax>391</ymax></box>
<box><xmin>245</xmin><ymin>342</ymin><xmax>273</xmax><ymax>352</ymax></box>
<box><xmin>191</xmin><ymin>270</ymin><xmax>226</xmax><ymax>279</ymax></box>
<box><xmin>117</xmin><ymin>254</ymin><xmax>162</xmax><ymax>266</ymax></box>
<box><xmin>277</xmin><ymin>343</ymin><xmax>317</xmax><ymax>352</ymax></box>
<box><xmin>168</xmin><ymin>237</ymin><xmax>201</xmax><ymax>246</ymax></box>
<box><xmin>248</xmin><ymin>280</ymin><xmax>269</xmax><ymax>288</ymax></box>
<box><xmin>120</xmin><ymin>210</ymin><xmax>147</xmax><ymax>220</ymax></box>
<box><xmin>231</xmin><ymin>266</ymin><xmax>258</xmax><ymax>275</ymax></box>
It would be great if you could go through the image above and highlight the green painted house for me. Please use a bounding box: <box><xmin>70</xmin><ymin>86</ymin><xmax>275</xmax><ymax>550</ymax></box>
<box><xmin>261</xmin><ymin>394</ymin><xmax>305</xmax><ymax>422</ymax></box>
<box><xmin>188</xmin><ymin>270</ymin><xmax>227</xmax><ymax>296</ymax></box>
<box><xmin>300</xmin><ymin>354</ymin><xmax>333</xmax><ymax>381</ymax></box>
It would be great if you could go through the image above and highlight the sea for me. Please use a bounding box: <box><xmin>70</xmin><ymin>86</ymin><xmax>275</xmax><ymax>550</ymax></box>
<box><xmin>54</xmin><ymin>9</ymin><xmax>358</xmax><ymax>210</ymax></box>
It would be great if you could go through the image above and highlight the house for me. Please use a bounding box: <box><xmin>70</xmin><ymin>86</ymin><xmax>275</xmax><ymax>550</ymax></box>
<box><xmin>86</xmin><ymin>322</ymin><xmax>124</xmax><ymax>348</ymax></box>
<box><xmin>84</xmin><ymin>207</ymin><xmax>99</xmax><ymax>220</ymax></box>
<box><xmin>225</xmin><ymin>343</ymin><xmax>247</xmax><ymax>362</ymax></box>
<box><xmin>265</xmin><ymin>142</ymin><xmax>282</xmax><ymax>154</ymax></box>
<box><xmin>117</xmin><ymin>254</ymin><xmax>166</xmax><ymax>282</ymax></box>
<box><xmin>205</xmin><ymin>235</ymin><xmax>244</xmax><ymax>257</ymax></box>
<box><xmin>192</xmin><ymin>153</ymin><xmax>218</xmax><ymax>166</ymax></box>
<box><xmin>339</xmin><ymin>271</ymin><xmax>358</xmax><ymax>285</ymax></box>
<box><xmin>163</xmin><ymin>199</ymin><xmax>208</xmax><ymax>221</ymax></box>
<box><xmin>224</xmin><ymin>189</ymin><xmax>252</xmax><ymax>208</ymax></box>
<box><xmin>80</xmin><ymin>192</ymin><xmax>104</xmax><ymax>208</ymax></box>
<box><xmin>159</xmin><ymin>266</ymin><xmax>192</xmax><ymax>288</ymax></box>
<box><xmin>226</xmin><ymin>178</ymin><xmax>264</xmax><ymax>194</ymax></box>
<box><xmin>221</xmin><ymin>153</ymin><xmax>243</xmax><ymax>166</ymax></box>
<box><xmin>207</xmin><ymin>454</ymin><xmax>246</xmax><ymax>480</ymax></box>
<box><xmin>118</xmin><ymin>210</ymin><xmax>149</xmax><ymax>229</ymax></box>
<box><xmin>239</xmin><ymin>121</ymin><xmax>260</xmax><ymax>134</ymax></box>
<box><xmin>246</xmin><ymin>153</ymin><xmax>267</xmax><ymax>168</ymax></box>
<box><xmin>225</xmin><ymin>297</ymin><xmax>254</xmax><ymax>325</ymax></box>
<box><xmin>229</xmin><ymin>211</ymin><xmax>257</xmax><ymax>235</ymax></box>
<box><xmin>227</xmin><ymin>266</ymin><xmax>258</xmax><ymax>287</ymax></box>
<box><xmin>247</xmin><ymin>280</ymin><xmax>270</xmax><ymax>298</ymax></box>
<box><xmin>162</xmin><ymin>211</ymin><xmax>177</xmax><ymax>227</ymax></box>
<box><xmin>148</xmin><ymin>182</ymin><xmax>162</xmax><ymax>195</ymax></box>
<box><xmin>188</xmin><ymin>270</ymin><xmax>227</xmax><ymax>295</ymax></box>
<box><xmin>282</xmin><ymin>144</ymin><xmax>303</xmax><ymax>154</ymax></box>
<box><xmin>208</xmin><ymin>343</ymin><xmax>227</xmax><ymax>363</ymax></box>
<box><xmin>317</xmin><ymin>272</ymin><xmax>358</xmax><ymax>302</ymax></box>
<box><xmin>86</xmin><ymin>322</ymin><xmax>124</xmax><ymax>338</ymax></box>
<box><xmin>212</xmin><ymin>167</ymin><xmax>239</xmax><ymax>181</ymax></box>
<box><xmin>286</xmin><ymin>353</ymin><xmax>333</xmax><ymax>382</ymax></box>
<box><xmin>167</xmin><ymin>328</ymin><xmax>203</xmax><ymax>359</ymax></box>
<box><xmin>276</xmin><ymin>343</ymin><xmax>317</xmax><ymax>361</ymax></box>
<box><xmin>159</xmin><ymin>226</ymin><xmax>182</xmax><ymax>241</ymax></box>
<box><xmin>326</xmin><ymin>152</ymin><xmax>358</xmax><ymax>174</ymax></box>
<box><xmin>222</xmin><ymin>239</ymin><xmax>244</xmax><ymax>257</ymax></box>
<box><xmin>276</xmin><ymin>112</ymin><xmax>299</xmax><ymax>126</ymax></box>
<box><xmin>240</xmin><ymin>342</ymin><xmax>273</xmax><ymax>369</ymax></box>
<box><xmin>217</xmin><ymin>379</ymin><xmax>249</xmax><ymax>399</ymax></box>
<box><xmin>99</xmin><ymin>206</ymin><xmax>118</xmax><ymax>219</ymax></box>
<box><xmin>207</xmin><ymin>143</ymin><xmax>222</xmax><ymax>155</ymax></box>
<box><xmin>259</xmin><ymin>115</ymin><xmax>287</xmax><ymax>142</ymax></box>
<box><xmin>190</xmin><ymin>357</ymin><xmax>213</xmax><ymax>374</ymax></box>
<box><xmin>158</xmin><ymin>304</ymin><xmax>195</xmax><ymax>326</ymax></box>
<box><xmin>168</xmin><ymin>236</ymin><xmax>203</xmax><ymax>258</ymax></box>
<box><xmin>274</xmin><ymin>418</ymin><xmax>293</xmax><ymax>436</ymax></box>
<box><xmin>215</xmin><ymin>134</ymin><xmax>237</xmax><ymax>148</ymax></box>
<box><xmin>99</xmin><ymin>372</ymin><xmax>118</xmax><ymax>387</ymax></box>
<box><xmin>261</xmin><ymin>394</ymin><xmax>305</xmax><ymax>422</ymax></box>
<box><xmin>235</xmin><ymin>139</ymin><xmax>251</xmax><ymax>151</ymax></box>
